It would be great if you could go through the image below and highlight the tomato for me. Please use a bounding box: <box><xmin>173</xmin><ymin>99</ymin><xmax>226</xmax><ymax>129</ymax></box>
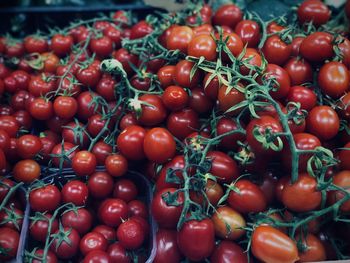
<box><xmin>50</xmin><ymin>227</ymin><xmax>80</xmax><ymax>259</ymax></box>
<box><xmin>92</xmin><ymin>141</ymin><xmax>112</xmax><ymax>165</ymax></box>
<box><xmin>83</xmin><ymin>250</ymin><xmax>111</xmax><ymax>263</ymax></box>
<box><xmin>264</xmin><ymin>64</ymin><xmax>291</xmax><ymax>99</ymax></box>
<box><xmin>157</xmin><ymin>65</ymin><xmax>176</xmax><ymax>88</ymax></box>
<box><xmin>173</xmin><ymin>60</ymin><xmax>202</xmax><ymax>88</ymax></box>
<box><xmin>110</xmin><ymin>179</ymin><xmax>136</xmax><ymax>203</ymax></box>
<box><xmin>152</xmin><ymin>188</ymin><xmax>184</xmax><ymax>229</ymax></box>
<box><xmin>62</xmin><ymin>121</ymin><xmax>89</xmax><ymax>149</ymax></box>
<box><xmin>29</xmin><ymin>184</ymin><xmax>61</xmax><ymax>212</ymax></box>
<box><xmin>287</xmin><ymin>86</ymin><xmax>317</xmax><ymax>111</ymax></box>
<box><xmin>252</xmin><ymin>225</ymin><xmax>299</xmax><ymax>263</ymax></box>
<box><xmin>228</xmin><ymin>179</ymin><xmax>267</xmax><ymax>213</ymax></box>
<box><xmin>154</xmin><ymin>229</ymin><xmax>183</xmax><ymax>263</ymax></box>
<box><xmin>53</xmin><ymin>96</ymin><xmax>78</xmax><ymax>119</ymax></box>
<box><xmin>80</xmin><ymin>232</ymin><xmax>108</xmax><ymax>255</ymax></box>
<box><xmin>0</xmin><ymin>178</ymin><xmax>14</xmax><ymax>202</ymax></box>
<box><xmin>87</xmin><ymin>113</ymin><xmax>112</xmax><ymax>137</ymax></box>
<box><xmin>104</xmin><ymin>154</ymin><xmax>127</xmax><ymax>177</ymax></box>
<box><xmin>282</xmin><ymin>133</ymin><xmax>321</xmax><ymax>172</ymax></box>
<box><xmin>93</xmin><ymin>225</ymin><xmax>116</xmax><ymax>243</ymax></box>
<box><xmin>167</xmin><ymin>108</ymin><xmax>199</xmax><ymax>140</ymax></box>
<box><xmin>51</xmin><ymin>34</ymin><xmax>73</xmax><ymax>56</ymax></box>
<box><xmin>51</xmin><ymin>142</ymin><xmax>78</xmax><ymax>168</ymax></box>
<box><xmin>319</xmin><ymin>61</ymin><xmax>349</xmax><ymax>98</ymax></box>
<box><xmin>206</xmin><ymin>151</ymin><xmax>239</xmax><ymax>183</ymax></box>
<box><xmin>130</xmin><ymin>20</ymin><xmax>153</xmax><ymax>39</ymax></box>
<box><xmin>213</xmin><ymin>4</ymin><xmax>242</xmax><ymax>29</ymax></box>
<box><xmin>31</xmin><ymin>249</ymin><xmax>58</xmax><ymax>263</ymax></box>
<box><xmin>282</xmin><ymin>173</ymin><xmax>322</xmax><ymax>212</ymax></box>
<box><xmin>202</xmin><ymin>73</ymin><xmax>220</xmax><ymax>101</ymax></box>
<box><xmin>0</xmin><ymin>227</ymin><xmax>19</xmax><ymax>260</ymax></box>
<box><xmin>307</xmin><ymin>106</ymin><xmax>339</xmax><ymax>140</ymax></box>
<box><xmin>240</xmin><ymin>48</ymin><xmax>263</xmax><ymax>75</ymax></box>
<box><xmin>0</xmin><ymin>64</ymin><xmax>10</xmax><ymax>79</ymax></box>
<box><xmin>90</xmin><ymin>36</ymin><xmax>113</xmax><ymax>58</ymax></box>
<box><xmin>28</xmin><ymin>74</ymin><xmax>56</xmax><ymax>97</ymax></box>
<box><xmin>13</xmin><ymin>159</ymin><xmax>40</xmax><ymax>183</ymax></box>
<box><xmin>30</xmin><ymin>214</ymin><xmax>58</xmax><ymax>242</ymax></box>
<box><xmin>211</xmin><ymin>241</ymin><xmax>248</xmax><ymax>263</ymax></box>
<box><xmin>98</xmin><ymin>198</ymin><xmax>128</xmax><ymax>227</ymax></box>
<box><xmin>218</xmin><ymin>84</ymin><xmax>245</xmax><ymax>114</ymax></box>
<box><xmin>234</xmin><ymin>19</ymin><xmax>260</xmax><ymax>48</ymax></box>
<box><xmin>76</xmin><ymin>63</ymin><xmax>102</xmax><ymax>88</ymax></box>
<box><xmin>298</xmin><ymin>0</ymin><xmax>330</xmax><ymax>26</ymax></box>
<box><xmin>87</xmin><ymin>172</ymin><xmax>113</xmax><ymax>200</ymax></box>
<box><xmin>204</xmin><ymin>180</ymin><xmax>223</xmax><ymax>206</ymax></box>
<box><xmin>117</xmin><ymin>125</ymin><xmax>146</xmax><ymax>160</ymax></box>
<box><xmin>212</xmin><ymin>206</ymin><xmax>246</xmax><ymax>240</ymax></box>
<box><xmin>284</xmin><ymin>58</ymin><xmax>313</xmax><ymax>86</ymax></box>
<box><xmin>299</xmin><ymin>32</ymin><xmax>333</xmax><ymax>62</ymax></box>
<box><xmin>246</xmin><ymin>116</ymin><xmax>283</xmax><ymax>155</ymax></box>
<box><xmin>71</xmin><ymin>151</ymin><xmax>97</xmax><ymax>177</ymax></box>
<box><xmin>5</xmin><ymin>41</ymin><xmax>25</xmax><ymax>57</ymax></box>
<box><xmin>166</xmin><ymin>26</ymin><xmax>193</xmax><ymax>53</ymax></box>
<box><xmin>187</xmin><ymin>35</ymin><xmax>217</xmax><ymax>61</ymax></box>
<box><xmin>130</xmin><ymin>216</ymin><xmax>149</xmax><ymax>237</ymax></box>
<box><xmin>107</xmin><ymin>243</ymin><xmax>131</xmax><ymax>263</ymax></box>
<box><xmin>29</xmin><ymin>98</ymin><xmax>53</xmax><ymax>120</ymax></box>
<box><xmin>216</xmin><ymin>117</ymin><xmax>245</xmax><ymax>150</ymax></box>
<box><xmin>177</xmin><ymin>218</ymin><xmax>215</xmax><ymax>261</ymax></box>
<box><xmin>103</xmin><ymin>25</ymin><xmax>122</xmax><ymax>48</ymax></box>
<box><xmin>128</xmin><ymin>200</ymin><xmax>148</xmax><ymax>218</ymax></box>
<box><xmin>13</xmin><ymin>110</ymin><xmax>32</xmax><ymax>130</ymax></box>
<box><xmin>162</xmin><ymin>85</ymin><xmax>189</xmax><ymax>111</ymax></box>
<box><xmin>112</xmin><ymin>48</ymin><xmax>138</xmax><ymax>75</ymax></box>
<box><xmin>41</xmin><ymin>52</ymin><xmax>60</xmax><ymax>73</ymax></box>
<box><xmin>135</xmin><ymin>94</ymin><xmax>167</xmax><ymax>126</ymax></box>
<box><xmin>155</xmin><ymin>155</ymin><xmax>185</xmax><ymax>191</ymax></box>
<box><xmin>61</xmin><ymin>208</ymin><xmax>92</xmax><ymax>235</ymax></box>
<box><xmin>143</xmin><ymin>127</ymin><xmax>176</xmax><ymax>164</ymax></box>
<box><xmin>297</xmin><ymin>233</ymin><xmax>326</xmax><ymax>262</ymax></box>
<box><xmin>16</xmin><ymin>134</ymin><xmax>42</xmax><ymax>159</ymax></box>
<box><xmin>328</xmin><ymin>170</ymin><xmax>350</xmax><ymax>212</ymax></box>
<box><xmin>0</xmin><ymin>206</ymin><xmax>23</xmax><ymax>230</ymax></box>
<box><xmin>11</xmin><ymin>90</ymin><xmax>29</xmax><ymax>111</ymax></box>
<box><xmin>117</xmin><ymin>219</ymin><xmax>145</xmax><ymax>249</ymax></box>
<box><xmin>188</xmin><ymin>87</ymin><xmax>213</xmax><ymax>114</ymax></box>
<box><xmin>0</xmin><ymin>116</ymin><xmax>19</xmax><ymax>137</ymax></box>
<box><xmin>61</xmin><ymin>180</ymin><xmax>88</xmax><ymax>206</ymax></box>
<box><xmin>263</xmin><ymin>35</ymin><xmax>292</xmax><ymax>66</ymax></box>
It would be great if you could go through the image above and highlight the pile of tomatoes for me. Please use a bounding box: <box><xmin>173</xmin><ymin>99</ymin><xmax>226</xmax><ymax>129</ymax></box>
<box><xmin>0</xmin><ymin>0</ymin><xmax>350</xmax><ymax>262</ymax></box>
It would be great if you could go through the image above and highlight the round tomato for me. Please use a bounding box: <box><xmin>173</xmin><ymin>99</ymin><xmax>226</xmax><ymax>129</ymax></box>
<box><xmin>107</xmin><ymin>243</ymin><xmax>131</xmax><ymax>263</ymax></box>
<box><xmin>98</xmin><ymin>198</ymin><xmax>128</xmax><ymax>227</ymax></box>
<box><xmin>128</xmin><ymin>200</ymin><xmax>148</xmax><ymax>219</ymax></box>
<box><xmin>319</xmin><ymin>61</ymin><xmax>349</xmax><ymax>98</ymax></box>
<box><xmin>17</xmin><ymin>134</ymin><xmax>42</xmax><ymax>159</ymax></box>
<box><xmin>234</xmin><ymin>19</ymin><xmax>260</xmax><ymax>48</ymax></box>
<box><xmin>117</xmin><ymin>219</ymin><xmax>145</xmax><ymax>249</ymax></box>
<box><xmin>31</xmin><ymin>249</ymin><xmax>58</xmax><ymax>263</ymax></box>
<box><xmin>51</xmin><ymin>142</ymin><xmax>78</xmax><ymax>168</ymax></box>
<box><xmin>162</xmin><ymin>85</ymin><xmax>189</xmax><ymax>111</ymax></box>
<box><xmin>91</xmin><ymin>141</ymin><xmax>112</xmax><ymax>165</ymax></box>
<box><xmin>297</xmin><ymin>0</ymin><xmax>330</xmax><ymax>26</ymax></box>
<box><xmin>173</xmin><ymin>60</ymin><xmax>202</xmax><ymax>88</ymax></box>
<box><xmin>135</xmin><ymin>94</ymin><xmax>167</xmax><ymax>126</ymax></box>
<box><xmin>29</xmin><ymin>98</ymin><xmax>53</xmax><ymax>121</ymax></box>
<box><xmin>284</xmin><ymin>58</ymin><xmax>313</xmax><ymax>86</ymax></box>
<box><xmin>298</xmin><ymin>233</ymin><xmax>327</xmax><ymax>262</ymax></box>
<box><xmin>166</xmin><ymin>26</ymin><xmax>193</xmax><ymax>53</ymax></box>
<box><xmin>157</xmin><ymin>65</ymin><xmax>175</xmax><ymax>88</ymax></box>
<box><xmin>53</xmin><ymin>96</ymin><xmax>78</xmax><ymax>119</ymax></box>
<box><xmin>71</xmin><ymin>151</ymin><xmax>97</xmax><ymax>177</ymax></box>
<box><xmin>13</xmin><ymin>159</ymin><xmax>40</xmax><ymax>183</ymax></box>
<box><xmin>50</xmin><ymin>227</ymin><xmax>80</xmax><ymax>259</ymax></box>
<box><xmin>93</xmin><ymin>225</ymin><xmax>116</xmax><ymax>243</ymax></box>
<box><xmin>286</xmin><ymin>85</ymin><xmax>317</xmax><ymax>111</ymax></box>
<box><xmin>61</xmin><ymin>180</ymin><xmax>88</xmax><ymax>206</ymax></box>
<box><xmin>83</xmin><ymin>250</ymin><xmax>111</xmax><ymax>263</ymax></box>
<box><xmin>167</xmin><ymin>108</ymin><xmax>199</xmax><ymax>140</ymax></box>
<box><xmin>188</xmin><ymin>35</ymin><xmax>217</xmax><ymax>61</ymax></box>
<box><xmin>0</xmin><ymin>227</ymin><xmax>19</xmax><ymax>260</ymax></box>
<box><xmin>154</xmin><ymin>229</ymin><xmax>183</xmax><ymax>263</ymax></box>
<box><xmin>50</xmin><ymin>34</ymin><xmax>73</xmax><ymax>57</ymax></box>
<box><xmin>218</xmin><ymin>84</ymin><xmax>245</xmax><ymax>114</ymax></box>
<box><xmin>0</xmin><ymin>116</ymin><xmax>19</xmax><ymax>137</ymax></box>
<box><xmin>206</xmin><ymin>151</ymin><xmax>239</xmax><ymax>183</ymax></box>
<box><xmin>299</xmin><ymin>32</ymin><xmax>333</xmax><ymax>62</ymax></box>
<box><xmin>88</xmin><ymin>172</ymin><xmax>114</xmax><ymax>199</ymax></box>
<box><xmin>263</xmin><ymin>35</ymin><xmax>291</xmax><ymax>66</ymax></box>
<box><xmin>30</xmin><ymin>214</ymin><xmax>58</xmax><ymax>242</ymax></box>
<box><xmin>105</xmin><ymin>154</ymin><xmax>128</xmax><ymax>177</ymax></box>
<box><xmin>61</xmin><ymin>208</ymin><xmax>93</xmax><ymax>235</ymax></box>
<box><xmin>217</xmin><ymin>117</ymin><xmax>245</xmax><ymax>150</ymax></box>
<box><xmin>117</xmin><ymin>125</ymin><xmax>146</xmax><ymax>160</ymax></box>
<box><xmin>328</xmin><ymin>170</ymin><xmax>350</xmax><ymax>212</ymax></box>
<box><xmin>213</xmin><ymin>4</ymin><xmax>242</xmax><ymax>29</ymax></box>
<box><xmin>210</xmin><ymin>241</ymin><xmax>248</xmax><ymax>263</ymax></box>
<box><xmin>80</xmin><ymin>232</ymin><xmax>108</xmax><ymax>255</ymax></box>
<box><xmin>29</xmin><ymin>184</ymin><xmax>61</xmax><ymax>212</ymax></box>
<box><xmin>113</xmin><ymin>179</ymin><xmax>137</xmax><ymax>202</ymax></box>
<box><xmin>307</xmin><ymin>106</ymin><xmax>339</xmax><ymax>140</ymax></box>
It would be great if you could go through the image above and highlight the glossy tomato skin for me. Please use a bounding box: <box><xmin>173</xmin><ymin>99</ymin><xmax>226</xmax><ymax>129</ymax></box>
<box><xmin>92</xmin><ymin>142</ymin><xmax>112</xmax><ymax>165</ymax></box>
<box><xmin>307</xmin><ymin>106</ymin><xmax>339</xmax><ymax>140</ymax></box>
<box><xmin>13</xmin><ymin>160</ymin><xmax>40</xmax><ymax>183</ymax></box>
<box><xmin>298</xmin><ymin>233</ymin><xmax>327</xmax><ymax>262</ymax></box>
<box><xmin>264</xmin><ymin>64</ymin><xmax>291</xmax><ymax>99</ymax></box>
<box><xmin>117</xmin><ymin>219</ymin><xmax>145</xmax><ymax>250</ymax></box>
<box><xmin>177</xmin><ymin>218</ymin><xmax>215</xmax><ymax>262</ymax></box>
<box><xmin>228</xmin><ymin>180</ymin><xmax>267</xmax><ymax>213</ymax></box>
<box><xmin>61</xmin><ymin>208</ymin><xmax>93</xmax><ymax>235</ymax></box>
<box><xmin>328</xmin><ymin>170</ymin><xmax>350</xmax><ymax>212</ymax></box>
<box><xmin>117</xmin><ymin>125</ymin><xmax>146</xmax><ymax>160</ymax></box>
<box><xmin>188</xmin><ymin>87</ymin><xmax>213</xmax><ymax>114</ymax></box>
<box><xmin>297</xmin><ymin>0</ymin><xmax>330</xmax><ymax>26</ymax></box>
<box><xmin>113</xmin><ymin>48</ymin><xmax>138</xmax><ymax>75</ymax></box>
<box><xmin>62</xmin><ymin>121</ymin><xmax>89</xmax><ymax>149</ymax></box>
<box><xmin>80</xmin><ymin>232</ymin><xmax>108</xmax><ymax>255</ymax></box>
<box><xmin>287</xmin><ymin>85</ymin><xmax>317</xmax><ymax>111</ymax></box>
<box><xmin>51</xmin><ymin>34</ymin><xmax>73</xmax><ymax>57</ymax></box>
<box><xmin>50</xmin><ymin>227</ymin><xmax>80</xmax><ymax>259</ymax></box>
<box><xmin>83</xmin><ymin>250</ymin><xmax>111</xmax><ymax>263</ymax></box>
<box><xmin>128</xmin><ymin>200</ymin><xmax>148</xmax><ymax>219</ymax></box>
<box><xmin>213</xmin><ymin>4</ymin><xmax>243</xmax><ymax>29</ymax></box>
<box><xmin>71</xmin><ymin>150</ymin><xmax>97</xmax><ymax>176</ymax></box>
<box><xmin>217</xmin><ymin>117</ymin><xmax>245</xmax><ymax>150</ymax></box>
<box><xmin>162</xmin><ymin>85</ymin><xmax>189</xmax><ymax>111</ymax></box>
<box><xmin>217</xmin><ymin>32</ymin><xmax>243</xmax><ymax>61</ymax></box>
<box><xmin>105</xmin><ymin>154</ymin><xmax>128</xmax><ymax>177</ymax></box>
<box><xmin>76</xmin><ymin>91</ymin><xmax>102</xmax><ymax>121</ymax></box>
<box><xmin>167</xmin><ymin>108</ymin><xmax>199</xmax><ymax>140</ymax></box>
<box><xmin>93</xmin><ymin>225</ymin><xmax>116</xmax><ymax>243</ymax></box>
<box><xmin>282</xmin><ymin>173</ymin><xmax>322</xmax><ymax>212</ymax></box>
<box><xmin>299</xmin><ymin>32</ymin><xmax>333</xmax><ymax>62</ymax></box>
<box><xmin>212</xmin><ymin>206</ymin><xmax>246</xmax><ymax>240</ymax></box>
<box><xmin>157</xmin><ymin>65</ymin><xmax>175</xmax><ymax>88</ymax></box>
<box><xmin>188</xmin><ymin>35</ymin><xmax>217</xmax><ymax>61</ymax></box>
<box><xmin>17</xmin><ymin>134</ymin><xmax>42</xmax><ymax>159</ymax></box>
<box><xmin>152</xmin><ymin>188</ymin><xmax>184</xmax><ymax>229</ymax></box>
<box><xmin>53</xmin><ymin>96</ymin><xmax>78</xmax><ymax>119</ymax></box>
<box><xmin>173</xmin><ymin>60</ymin><xmax>202</xmax><ymax>88</ymax></box>
<box><xmin>218</xmin><ymin>84</ymin><xmax>245</xmax><ymax>114</ymax></box>
<box><xmin>136</xmin><ymin>94</ymin><xmax>167</xmax><ymax>126</ymax></box>
<box><xmin>263</xmin><ymin>35</ymin><xmax>292</xmax><ymax>66</ymax></box>
<box><xmin>51</xmin><ymin>142</ymin><xmax>77</xmax><ymax>168</ymax></box>
<box><xmin>211</xmin><ymin>241</ymin><xmax>248</xmax><ymax>263</ymax></box>
<box><xmin>113</xmin><ymin>179</ymin><xmax>137</xmax><ymax>202</ymax></box>
<box><xmin>284</xmin><ymin>57</ymin><xmax>313</xmax><ymax>86</ymax></box>
<box><xmin>155</xmin><ymin>155</ymin><xmax>185</xmax><ymax>191</ymax></box>
<box><xmin>155</xmin><ymin>229</ymin><xmax>183</xmax><ymax>263</ymax></box>
<box><xmin>234</xmin><ymin>19</ymin><xmax>260</xmax><ymax>48</ymax></box>
<box><xmin>98</xmin><ymin>198</ymin><xmax>128</xmax><ymax>227</ymax></box>
<box><xmin>29</xmin><ymin>98</ymin><xmax>53</xmax><ymax>121</ymax></box>
<box><xmin>90</xmin><ymin>36</ymin><xmax>113</xmax><ymax>58</ymax></box>
<box><xmin>107</xmin><ymin>243</ymin><xmax>131</xmax><ymax>263</ymax></box>
<box><xmin>61</xmin><ymin>180</ymin><xmax>88</xmax><ymax>206</ymax></box>
<box><xmin>32</xmin><ymin>249</ymin><xmax>58</xmax><ymax>263</ymax></box>
<box><xmin>0</xmin><ymin>227</ymin><xmax>19</xmax><ymax>260</ymax></box>
<box><xmin>29</xmin><ymin>185</ymin><xmax>61</xmax><ymax>212</ymax></box>
<box><xmin>206</xmin><ymin>151</ymin><xmax>239</xmax><ymax>183</ymax></box>
<box><xmin>166</xmin><ymin>26</ymin><xmax>193</xmax><ymax>53</ymax></box>
<box><xmin>144</xmin><ymin>127</ymin><xmax>176</xmax><ymax>164</ymax></box>
<box><xmin>0</xmin><ymin>116</ymin><xmax>19</xmax><ymax>137</ymax></box>
<box><xmin>252</xmin><ymin>225</ymin><xmax>299</xmax><ymax>263</ymax></box>
<box><xmin>319</xmin><ymin>61</ymin><xmax>349</xmax><ymax>98</ymax></box>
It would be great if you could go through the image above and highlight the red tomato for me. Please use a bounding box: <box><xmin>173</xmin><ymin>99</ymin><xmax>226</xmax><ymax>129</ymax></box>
<box><xmin>217</xmin><ymin>117</ymin><xmax>245</xmax><ymax>150</ymax></box>
<box><xmin>167</xmin><ymin>108</ymin><xmax>199</xmax><ymax>140</ymax></box>
<box><xmin>117</xmin><ymin>125</ymin><xmax>146</xmax><ymax>161</ymax></box>
<box><xmin>213</xmin><ymin>4</ymin><xmax>243</xmax><ymax>29</ymax></box>
<box><xmin>53</xmin><ymin>96</ymin><xmax>78</xmax><ymax>119</ymax></box>
<box><xmin>151</xmin><ymin>188</ymin><xmax>184</xmax><ymax>229</ymax></box>
<box><xmin>83</xmin><ymin>250</ymin><xmax>111</xmax><ymax>263</ymax></box>
<box><xmin>105</xmin><ymin>154</ymin><xmax>128</xmax><ymax>177</ymax></box>
<box><xmin>31</xmin><ymin>249</ymin><xmax>58</xmax><ymax>263</ymax></box>
<box><xmin>29</xmin><ymin>184</ymin><xmax>61</xmax><ymax>212</ymax></box>
<box><xmin>17</xmin><ymin>134</ymin><xmax>42</xmax><ymax>159</ymax></box>
<box><xmin>188</xmin><ymin>35</ymin><xmax>217</xmax><ymax>61</ymax></box>
<box><xmin>264</xmin><ymin>64</ymin><xmax>291</xmax><ymax>99</ymax></box>
<box><xmin>240</xmin><ymin>48</ymin><xmax>263</xmax><ymax>75</ymax></box>
<box><xmin>13</xmin><ymin>159</ymin><xmax>40</xmax><ymax>183</ymax></box>
<box><xmin>128</xmin><ymin>200</ymin><xmax>148</xmax><ymax>219</ymax></box>
<box><xmin>210</xmin><ymin>241</ymin><xmax>248</xmax><ymax>263</ymax></box>
<box><xmin>173</xmin><ymin>60</ymin><xmax>202</xmax><ymax>88</ymax></box>
<box><xmin>61</xmin><ymin>208</ymin><xmax>93</xmax><ymax>235</ymax></box>
<box><xmin>50</xmin><ymin>34</ymin><xmax>73</xmax><ymax>56</ymax></box>
<box><xmin>88</xmin><ymin>171</ymin><xmax>114</xmax><ymax>199</ymax></box>
<box><xmin>93</xmin><ymin>225</ymin><xmax>116</xmax><ymax>243</ymax></box>
<box><xmin>112</xmin><ymin>48</ymin><xmax>138</xmax><ymax>75</ymax></box>
<box><xmin>50</xmin><ymin>227</ymin><xmax>80</xmax><ymax>259</ymax></box>
<box><xmin>162</xmin><ymin>85</ymin><xmax>189</xmax><ymax>111</ymax></box>
<box><xmin>319</xmin><ymin>61</ymin><xmax>349</xmax><ymax>98</ymax></box>
<box><xmin>51</xmin><ymin>142</ymin><xmax>78</xmax><ymax>168</ymax></box>
<box><xmin>113</xmin><ymin>179</ymin><xmax>137</xmax><ymax>202</ymax></box>
<box><xmin>287</xmin><ymin>85</ymin><xmax>317</xmax><ymax>111</ymax></box>
<box><xmin>0</xmin><ymin>227</ymin><xmax>19</xmax><ymax>260</ymax></box>
<box><xmin>206</xmin><ymin>151</ymin><xmax>239</xmax><ymax>183</ymax></box>
<box><xmin>307</xmin><ymin>106</ymin><xmax>339</xmax><ymax>140</ymax></box>
<box><xmin>263</xmin><ymin>35</ymin><xmax>292</xmax><ymax>66</ymax></box>
<box><xmin>98</xmin><ymin>198</ymin><xmax>128</xmax><ymax>227</ymax></box>
<box><xmin>298</xmin><ymin>233</ymin><xmax>327</xmax><ymax>262</ymax></box>
<box><xmin>299</xmin><ymin>32</ymin><xmax>333</xmax><ymax>62</ymax></box>
<box><xmin>166</xmin><ymin>26</ymin><xmax>193</xmax><ymax>53</ymax></box>
<box><xmin>177</xmin><ymin>218</ymin><xmax>215</xmax><ymax>261</ymax></box>
<box><xmin>0</xmin><ymin>116</ymin><xmax>19</xmax><ymax>137</ymax></box>
<box><xmin>252</xmin><ymin>225</ymin><xmax>299</xmax><ymax>263</ymax></box>
<box><xmin>157</xmin><ymin>65</ymin><xmax>176</xmax><ymax>88</ymax></box>
<box><xmin>107</xmin><ymin>243</ymin><xmax>131</xmax><ymax>262</ymax></box>
<box><xmin>188</xmin><ymin>87</ymin><xmax>213</xmax><ymax>114</ymax></box>
<box><xmin>284</xmin><ymin>58</ymin><xmax>313</xmax><ymax>86</ymax></box>
<box><xmin>154</xmin><ymin>229</ymin><xmax>183</xmax><ymax>263</ymax></box>
<box><xmin>61</xmin><ymin>180</ymin><xmax>88</xmax><ymax>206</ymax></box>
<box><xmin>328</xmin><ymin>170</ymin><xmax>350</xmax><ymax>212</ymax></box>
<box><xmin>228</xmin><ymin>179</ymin><xmax>267</xmax><ymax>213</ymax></box>
<box><xmin>282</xmin><ymin>173</ymin><xmax>322</xmax><ymax>212</ymax></box>
<box><xmin>76</xmin><ymin>63</ymin><xmax>102</xmax><ymax>88</ymax></box>
<box><xmin>117</xmin><ymin>219</ymin><xmax>145</xmax><ymax>249</ymax></box>
<box><xmin>234</xmin><ymin>19</ymin><xmax>260</xmax><ymax>48</ymax></box>
<box><xmin>72</xmin><ymin>150</ymin><xmax>97</xmax><ymax>176</ymax></box>
<box><xmin>29</xmin><ymin>98</ymin><xmax>53</xmax><ymax>121</ymax></box>
<box><xmin>80</xmin><ymin>232</ymin><xmax>108</xmax><ymax>255</ymax></box>
<box><xmin>90</xmin><ymin>36</ymin><xmax>113</xmax><ymax>58</ymax></box>
<box><xmin>136</xmin><ymin>94</ymin><xmax>167</xmax><ymax>126</ymax></box>
<box><xmin>298</xmin><ymin>0</ymin><xmax>330</xmax><ymax>26</ymax></box>
<box><xmin>155</xmin><ymin>155</ymin><xmax>185</xmax><ymax>191</ymax></box>
<box><xmin>92</xmin><ymin>141</ymin><xmax>112</xmax><ymax>165</ymax></box>
<box><xmin>218</xmin><ymin>84</ymin><xmax>245</xmax><ymax>114</ymax></box>
<box><xmin>130</xmin><ymin>20</ymin><xmax>153</xmax><ymax>39</ymax></box>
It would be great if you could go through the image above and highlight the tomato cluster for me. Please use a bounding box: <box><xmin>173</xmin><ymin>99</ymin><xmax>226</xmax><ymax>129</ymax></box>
<box><xmin>26</xmin><ymin>171</ymin><xmax>150</xmax><ymax>262</ymax></box>
<box><xmin>0</xmin><ymin>0</ymin><xmax>350</xmax><ymax>262</ymax></box>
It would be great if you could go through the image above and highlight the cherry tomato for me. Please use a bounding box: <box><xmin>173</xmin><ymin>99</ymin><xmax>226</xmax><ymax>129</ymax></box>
<box><xmin>92</xmin><ymin>141</ymin><xmax>112</xmax><ymax>165</ymax></box>
<box><xmin>0</xmin><ymin>227</ymin><xmax>19</xmax><ymax>260</ymax></box>
<box><xmin>128</xmin><ymin>200</ymin><xmax>148</xmax><ymax>219</ymax></box>
<box><xmin>166</xmin><ymin>26</ymin><xmax>193</xmax><ymax>53</ymax></box>
<box><xmin>167</xmin><ymin>108</ymin><xmax>199</xmax><ymax>140</ymax></box>
<box><xmin>53</xmin><ymin>96</ymin><xmax>78</xmax><ymax>119</ymax></box>
<box><xmin>162</xmin><ymin>85</ymin><xmax>189</xmax><ymax>111</ymax></box>
<box><xmin>113</xmin><ymin>179</ymin><xmax>137</xmax><ymax>202</ymax></box>
<box><xmin>319</xmin><ymin>61</ymin><xmax>349</xmax><ymax>98</ymax></box>
<box><xmin>240</xmin><ymin>48</ymin><xmax>263</xmax><ymax>75</ymax></box>
<box><xmin>51</xmin><ymin>34</ymin><xmax>73</xmax><ymax>56</ymax></box>
<box><xmin>284</xmin><ymin>58</ymin><xmax>313</xmax><ymax>86</ymax></box>
<box><xmin>213</xmin><ymin>4</ymin><xmax>243</xmax><ymax>29</ymax></box>
<box><xmin>136</xmin><ymin>94</ymin><xmax>167</xmax><ymax>126</ymax></box>
<box><xmin>307</xmin><ymin>106</ymin><xmax>339</xmax><ymax>140</ymax></box>
<box><xmin>29</xmin><ymin>184</ymin><xmax>61</xmax><ymax>212</ymax></box>
<box><xmin>299</xmin><ymin>32</ymin><xmax>333</xmax><ymax>62</ymax></box>
<box><xmin>62</xmin><ymin>121</ymin><xmax>90</xmax><ymax>149</ymax></box>
<box><xmin>210</xmin><ymin>241</ymin><xmax>248</xmax><ymax>263</ymax></box>
<box><xmin>50</xmin><ymin>227</ymin><xmax>80</xmax><ymax>259</ymax></box>
<box><xmin>17</xmin><ymin>134</ymin><xmax>42</xmax><ymax>159</ymax></box>
<box><xmin>13</xmin><ymin>159</ymin><xmax>40</xmax><ymax>183</ymax></box>
<box><xmin>173</xmin><ymin>60</ymin><xmax>202</xmax><ymax>88</ymax></box>
<box><xmin>157</xmin><ymin>65</ymin><xmax>176</xmax><ymax>88</ymax></box>
<box><xmin>107</xmin><ymin>243</ymin><xmax>131</xmax><ymax>263</ymax></box>
<box><xmin>328</xmin><ymin>170</ymin><xmax>350</xmax><ymax>212</ymax></box>
<box><xmin>154</xmin><ymin>229</ymin><xmax>183</xmax><ymax>263</ymax></box>
<box><xmin>31</xmin><ymin>249</ymin><xmax>58</xmax><ymax>263</ymax></box>
<box><xmin>61</xmin><ymin>180</ymin><xmax>88</xmax><ymax>206</ymax></box>
<box><xmin>298</xmin><ymin>233</ymin><xmax>327</xmax><ymax>262</ymax></box>
<box><xmin>117</xmin><ymin>125</ymin><xmax>146</xmax><ymax>160</ymax></box>
<box><xmin>234</xmin><ymin>19</ymin><xmax>260</xmax><ymax>48</ymax></box>
<box><xmin>98</xmin><ymin>198</ymin><xmax>128</xmax><ymax>227</ymax></box>
<box><xmin>298</xmin><ymin>0</ymin><xmax>330</xmax><ymax>26</ymax></box>
<box><xmin>130</xmin><ymin>20</ymin><xmax>153</xmax><ymax>39</ymax></box>
<box><xmin>264</xmin><ymin>63</ymin><xmax>291</xmax><ymax>99</ymax></box>
<box><xmin>117</xmin><ymin>219</ymin><xmax>145</xmax><ymax>249</ymax></box>
<box><xmin>61</xmin><ymin>208</ymin><xmax>92</xmax><ymax>235</ymax></box>
<box><xmin>218</xmin><ymin>84</ymin><xmax>245</xmax><ymax>114</ymax></box>
<box><xmin>88</xmin><ymin>171</ymin><xmax>114</xmax><ymax>199</ymax></box>
<box><xmin>287</xmin><ymin>86</ymin><xmax>317</xmax><ymax>111</ymax></box>
<box><xmin>188</xmin><ymin>87</ymin><xmax>213</xmax><ymax>114</ymax></box>
<box><xmin>76</xmin><ymin>63</ymin><xmax>102</xmax><ymax>88</ymax></box>
<box><xmin>0</xmin><ymin>116</ymin><xmax>19</xmax><ymax>137</ymax></box>
<box><xmin>105</xmin><ymin>154</ymin><xmax>128</xmax><ymax>177</ymax></box>
<box><xmin>206</xmin><ymin>151</ymin><xmax>239</xmax><ymax>183</ymax></box>
<box><xmin>93</xmin><ymin>225</ymin><xmax>116</xmax><ymax>243</ymax></box>
<box><xmin>29</xmin><ymin>98</ymin><xmax>53</xmax><ymax>121</ymax></box>
<box><xmin>51</xmin><ymin>142</ymin><xmax>78</xmax><ymax>168</ymax></box>
<box><xmin>80</xmin><ymin>232</ymin><xmax>108</xmax><ymax>255</ymax></box>
<box><xmin>188</xmin><ymin>35</ymin><xmax>217</xmax><ymax>61</ymax></box>
<box><xmin>72</xmin><ymin>150</ymin><xmax>97</xmax><ymax>176</ymax></box>
<box><xmin>263</xmin><ymin>35</ymin><xmax>292</xmax><ymax>66</ymax></box>
<box><xmin>112</xmin><ymin>48</ymin><xmax>138</xmax><ymax>75</ymax></box>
